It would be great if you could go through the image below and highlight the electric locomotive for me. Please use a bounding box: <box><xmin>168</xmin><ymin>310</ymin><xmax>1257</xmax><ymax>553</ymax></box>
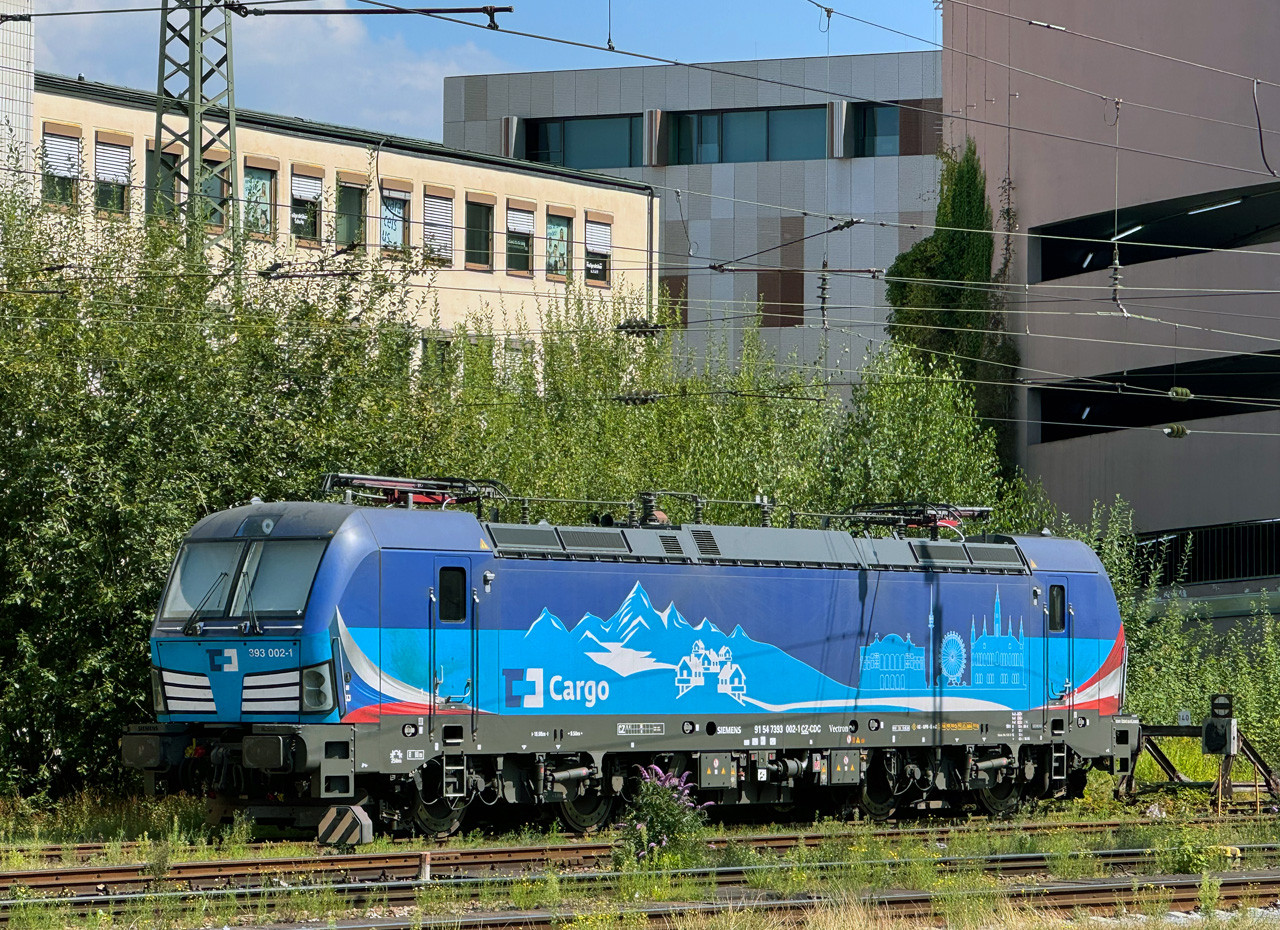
<box><xmin>122</xmin><ymin>474</ymin><xmax>1139</xmax><ymax>836</ymax></box>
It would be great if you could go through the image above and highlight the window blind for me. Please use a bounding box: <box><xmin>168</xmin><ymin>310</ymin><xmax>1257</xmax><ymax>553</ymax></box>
<box><xmin>42</xmin><ymin>134</ymin><xmax>79</xmax><ymax>178</ymax></box>
<box><xmin>506</xmin><ymin>207</ymin><xmax>534</xmax><ymax>235</ymax></box>
<box><xmin>291</xmin><ymin>173</ymin><xmax>322</xmax><ymax>202</ymax></box>
<box><xmin>94</xmin><ymin>141</ymin><xmax>131</xmax><ymax>185</ymax></box>
<box><xmin>584</xmin><ymin>220</ymin><xmax>612</xmax><ymax>254</ymax></box>
<box><xmin>423</xmin><ymin>194</ymin><xmax>454</xmax><ymax>262</ymax></box>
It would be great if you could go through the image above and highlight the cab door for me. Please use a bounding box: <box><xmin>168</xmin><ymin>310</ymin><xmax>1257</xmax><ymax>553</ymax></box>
<box><xmin>1042</xmin><ymin>574</ymin><xmax>1074</xmax><ymax>722</ymax></box>
<box><xmin>432</xmin><ymin>557</ymin><xmax>474</xmax><ymax>711</ymax></box>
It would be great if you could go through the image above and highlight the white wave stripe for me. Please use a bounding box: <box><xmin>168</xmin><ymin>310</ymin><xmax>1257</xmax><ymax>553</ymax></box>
<box><xmin>1033</xmin><ymin>663</ymin><xmax>1125</xmax><ymax>712</ymax></box>
<box><xmin>741</xmin><ymin>694</ymin><xmax>1015</xmax><ymax>713</ymax></box>
<box><xmin>336</xmin><ymin>607</ymin><xmax>435</xmax><ymax>704</ymax></box>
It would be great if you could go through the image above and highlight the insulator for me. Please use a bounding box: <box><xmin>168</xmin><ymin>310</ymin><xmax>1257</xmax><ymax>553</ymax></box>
<box><xmin>1164</xmin><ymin>424</ymin><xmax>1189</xmax><ymax>439</ymax></box>
<box><xmin>1168</xmin><ymin>386</ymin><xmax>1193</xmax><ymax>401</ymax></box>
<box><xmin>639</xmin><ymin>491</ymin><xmax>657</xmax><ymax>524</ymax></box>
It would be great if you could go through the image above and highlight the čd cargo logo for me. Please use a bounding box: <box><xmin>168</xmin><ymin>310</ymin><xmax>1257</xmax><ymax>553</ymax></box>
<box><xmin>207</xmin><ymin>648</ymin><xmax>238</xmax><ymax>672</ymax></box>
<box><xmin>502</xmin><ymin>668</ymin><xmax>610</xmax><ymax>709</ymax></box>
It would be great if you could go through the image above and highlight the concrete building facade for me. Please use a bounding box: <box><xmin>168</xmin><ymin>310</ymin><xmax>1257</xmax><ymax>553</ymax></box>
<box><xmin>444</xmin><ymin>53</ymin><xmax>942</xmax><ymax>372</ymax></box>
<box><xmin>0</xmin><ymin>0</ymin><xmax>33</xmax><ymax>168</ymax></box>
<box><xmin>27</xmin><ymin>72</ymin><xmax>659</xmax><ymax>330</ymax></box>
<box><xmin>946</xmin><ymin>1</ymin><xmax>1280</xmax><ymax>604</ymax></box>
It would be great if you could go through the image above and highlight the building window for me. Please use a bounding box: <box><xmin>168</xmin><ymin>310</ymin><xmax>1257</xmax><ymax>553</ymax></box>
<box><xmin>464</xmin><ymin>200</ymin><xmax>493</xmax><ymax>268</ymax></box>
<box><xmin>200</xmin><ymin>163</ymin><xmax>229</xmax><ymax>228</ymax></box>
<box><xmin>145</xmin><ymin>148</ymin><xmax>178</xmax><ymax>216</ymax></box>
<box><xmin>93</xmin><ymin>139</ymin><xmax>130</xmax><ymax>214</ymax></box>
<box><xmin>853</xmin><ymin>103</ymin><xmax>900</xmax><ymax>157</ymax></box>
<box><xmin>41</xmin><ymin>132</ymin><xmax>79</xmax><ymax>206</ymax></box>
<box><xmin>290</xmin><ymin>170</ymin><xmax>323</xmax><ymax>242</ymax></box>
<box><xmin>546</xmin><ymin>214</ymin><xmax>572</xmax><ymax>277</ymax></box>
<box><xmin>243</xmin><ymin>165</ymin><xmax>275</xmax><ymax>236</ymax></box>
<box><xmin>423</xmin><ymin>193</ymin><xmax>454</xmax><ymax>266</ymax></box>
<box><xmin>506</xmin><ymin>205</ymin><xmax>534</xmax><ymax>274</ymax></box>
<box><xmin>380</xmin><ymin>189</ymin><xmax>409</xmax><ymax>250</ymax></box>
<box><xmin>335</xmin><ymin>183</ymin><xmax>366</xmax><ymax>248</ymax></box>
<box><xmin>669</xmin><ymin>106</ymin><xmax>826</xmax><ymax>165</ymax></box>
<box><xmin>584</xmin><ymin>219</ymin><xmax>611</xmax><ymax>285</ymax></box>
<box><xmin>527</xmin><ymin>115</ymin><xmax>643</xmax><ymax>169</ymax></box>
<box><xmin>767</xmin><ymin>108</ymin><xmax>826</xmax><ymax>160</ymax></box>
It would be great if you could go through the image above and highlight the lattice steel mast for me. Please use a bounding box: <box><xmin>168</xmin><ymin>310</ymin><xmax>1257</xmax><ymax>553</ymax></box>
<box><xmin>151</xmin><ymin>0</ymin><xmax>239</xmax><ymax>249</ymax></box>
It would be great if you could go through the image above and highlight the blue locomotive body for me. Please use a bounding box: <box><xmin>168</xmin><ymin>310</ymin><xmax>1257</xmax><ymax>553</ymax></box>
<box><xmin>126</xmin><ymin>488</ymin><xmax>1137</xmax><ymax>834</ymax></box>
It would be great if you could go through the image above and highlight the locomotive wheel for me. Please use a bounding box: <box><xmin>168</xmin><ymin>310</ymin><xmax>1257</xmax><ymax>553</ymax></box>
<box><xmin>859</xmin><ymin>752</ymin><xmax>898</xmax><ymax>821</ymax></box>
<box><xmin>556</xmin><ymin>792</ymin><xmax>618</xmax><ymax>833</ymax></box>
<box><xmin>974</xmin><ymin>776</ymin><xmax>1021</xmax><ymax>818</ymax></box>
<box><xmin>412</xmin><ymin>795</ymin><xmax>468</xmax><ymax>838</ymax></box>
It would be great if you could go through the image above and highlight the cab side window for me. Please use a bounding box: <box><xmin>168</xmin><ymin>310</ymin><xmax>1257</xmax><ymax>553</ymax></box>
<box><xmin>1048</xmin><ymin>584</ymin><xmax>1066</xmax><ymax>632</ymax></box>
<box><xmin>439</xmin><ymin>567</ymin><xmax>468</xmax><ymax>622</ymax></box>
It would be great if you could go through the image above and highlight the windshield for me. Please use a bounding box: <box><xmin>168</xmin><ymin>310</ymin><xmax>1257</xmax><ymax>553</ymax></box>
<box><xmin>160</xmin><ymin>541</ymin><xmax>239</xmax><ymax>619</ymax></box>
<box><xmin>229</xmin><ymin>540</ymin><xmax>327</xmax><ymax>617</ymax></box>
<box><xmin>158</xmin><ymin>539</ymin><xmax>328</xmax><ymax>628</ymax></box>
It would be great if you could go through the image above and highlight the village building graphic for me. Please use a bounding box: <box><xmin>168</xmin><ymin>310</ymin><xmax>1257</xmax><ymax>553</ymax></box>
<box><xmin>675</xmin><ymin>641</ymin><xmax>747</xmax><ymax>701</ymax></box>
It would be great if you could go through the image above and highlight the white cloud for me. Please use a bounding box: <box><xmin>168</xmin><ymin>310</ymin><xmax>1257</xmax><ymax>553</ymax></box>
<box><xmin>35</xmin><ymin>0</ymin><xmax>506</xmax><ymax>140</ymax></box>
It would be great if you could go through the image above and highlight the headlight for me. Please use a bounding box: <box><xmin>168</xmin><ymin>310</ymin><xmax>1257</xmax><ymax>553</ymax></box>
<box><xmin>302</xmin><ymin>661</ymin><xmax>335</xmax><ymax>712</ymax></box>
<box><xmin>151</xmin><ymin>667</ymin><xmax>166</xmax><ymax>714</ymax></box>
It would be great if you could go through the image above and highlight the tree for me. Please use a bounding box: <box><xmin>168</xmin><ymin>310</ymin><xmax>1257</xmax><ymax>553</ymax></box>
<box><xmin>822</xmin><ymin>344</ymin><xmax>1003</xmax><ymax>510</ymax></box>
<box><xmin>885</xmin><ymin>137</ymin><xmax>1019</xmax><ymax>471</ymax></box>
<box><xmin>0</xmin><ymin>162</ymin><xmax>1029</xmax><ymax>796</ymax></box>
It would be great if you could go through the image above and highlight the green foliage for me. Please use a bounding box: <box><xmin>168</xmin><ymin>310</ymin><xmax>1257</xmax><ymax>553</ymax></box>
<box><xmin>0</xmin><ymin>163</ymin><xmax>1030</xmax><ymax>797</ymax></box>
<box><xmin>615</xmin><ymin>765</ymin><xmax>708</xmax><ymax>866</ymax></box>
<box><xmin>823</xmin><ymin>343</ymin><xmax>1002</xmax><ymax>508</ymax></box>
<box><xmin>885</xmin><ymin>138</ymin><xmax>1019</xmax><ymax>471</ymax></box>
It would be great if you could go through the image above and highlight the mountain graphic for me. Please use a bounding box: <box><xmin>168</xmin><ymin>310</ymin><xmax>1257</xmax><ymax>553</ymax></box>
<box><xmin>512</xmin><ymin>581</ymin><xmax>1028</xmax><ymax>714</ymax></box>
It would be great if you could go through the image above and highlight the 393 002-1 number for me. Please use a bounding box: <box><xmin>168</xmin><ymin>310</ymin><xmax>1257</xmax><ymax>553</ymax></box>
<box><xmin>247</xmin><ymin>647</ymin><xmax>295</xmax><ymax>659</ymax></box>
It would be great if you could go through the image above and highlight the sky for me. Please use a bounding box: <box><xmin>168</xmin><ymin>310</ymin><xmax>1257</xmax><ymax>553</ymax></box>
<box><xmin>36</xmin><ymin>0</ymin><xmax>941</xmax><ymax>141</ymax></box>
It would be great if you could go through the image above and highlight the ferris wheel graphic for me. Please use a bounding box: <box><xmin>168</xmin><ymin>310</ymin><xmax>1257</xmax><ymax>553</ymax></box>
<box><xmin>940</xmin><ymin>631</ymin><xmax>967</xmax><ymax>685</ymax></box>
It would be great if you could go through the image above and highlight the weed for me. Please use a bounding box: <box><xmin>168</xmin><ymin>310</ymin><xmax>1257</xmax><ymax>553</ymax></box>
<box><xmin>615</xmin><ymin>765</ymin><xmax>710</xmax><ymax>868</ymax></box>
<box><xmin>1200</xmin><ymin>872</ymin><xmax>1223</xmax><ymax>913</ymax></box>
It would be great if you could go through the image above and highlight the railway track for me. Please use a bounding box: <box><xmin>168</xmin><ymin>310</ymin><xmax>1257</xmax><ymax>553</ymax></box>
<box><xmin>0</xmin><ymin>808</ymin><xmax>1268</xmax><ymax>871</ymax></box>
<box><xmin>0</xmin><ymin>811</ymin><xmax>1272</xmax><ymax>895</ymax></box>
<box><xmin>0</xmin><ymin>841</ymin><xmax>1273</xmax><ymax>918</ymax></box>
<box><xmin>2</xmin><ymin>853</ymin><xmax>1278</xmax><ymax>928</ymax></box>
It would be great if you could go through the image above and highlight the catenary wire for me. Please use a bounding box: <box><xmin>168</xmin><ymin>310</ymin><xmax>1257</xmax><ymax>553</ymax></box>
<box><xmin>344</xmin><ymin>0</ymin><xmax>1280</xmax><ymax>180</ymax></box>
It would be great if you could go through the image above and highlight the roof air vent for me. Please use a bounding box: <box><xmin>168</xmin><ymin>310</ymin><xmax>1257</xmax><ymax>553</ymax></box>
<box><xmin>690</xmin><ymin>528</ymin><xmax>721</xmax><ymax>557</ymax></box>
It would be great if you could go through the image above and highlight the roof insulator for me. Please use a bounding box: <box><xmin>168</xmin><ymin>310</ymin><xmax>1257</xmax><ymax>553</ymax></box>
<box><xmin>1163</xmin><ymin>424</ymin><xmax>1189</xmax><ymax>439</ymax></box>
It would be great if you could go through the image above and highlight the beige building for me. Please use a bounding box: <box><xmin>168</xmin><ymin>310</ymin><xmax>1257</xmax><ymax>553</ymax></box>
<box><xmin>28</xmin><ymin>72</ymin><xmax>659</xmax><ymax>329</ymax></box>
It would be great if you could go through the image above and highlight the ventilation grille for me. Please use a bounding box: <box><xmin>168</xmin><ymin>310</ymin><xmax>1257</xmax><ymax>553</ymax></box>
<box><xmin>161</xmin><ymin>670</ymin><xmax>215</xmax><ymax>714</ymax></box>
<box><xmin>690</xmin><ymin>528</ymin><xmax>721</xmax><ymax>557</ymax></box>
<box><xmin>911</xmin><ymin>542</ymin><xmax>970</xmax><ymax>564</ymax></box>
<box><xmin>558</xmin><ymin>528</ymin><xmax>629</xmax><ymax>552</ymax></box>
<box><xmin>659</xmin><ymin>534</ymin><xmax>684</xmax><ymax>555</ymax></box>
<box><xmin>241</xmin><ymin>669</ymin><xmax>301</xmax><ymax>714</ymax></box>
<box><xmin>489</xmin><ymin>524</ymin><xmax>563</xmax><ymax>551</ymax></box>
<box><xmin>965</xmin><ymin>545</ymin><xmax>1024</xmax><ymax>566</ymax></box>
